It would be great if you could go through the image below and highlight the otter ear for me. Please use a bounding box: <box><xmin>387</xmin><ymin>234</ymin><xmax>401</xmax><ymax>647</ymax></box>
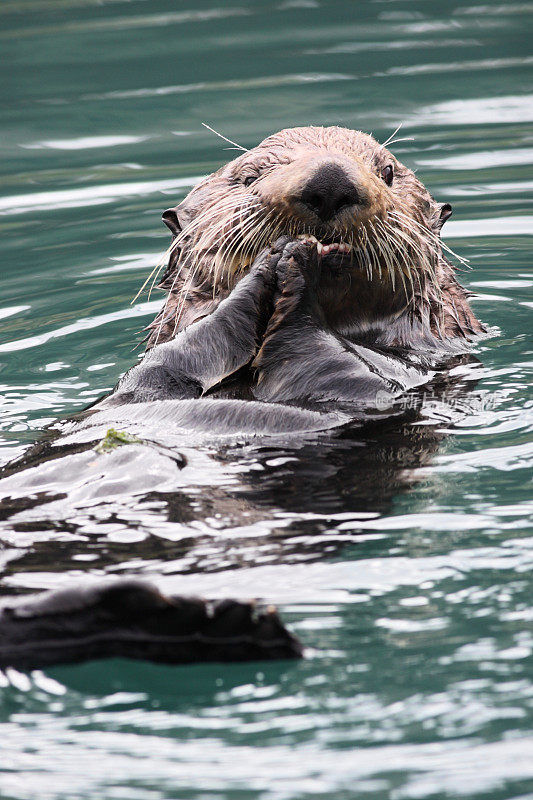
<box><xmin>162</xmin><ymin>206</ymin><xmax>182</xmax><ymax>236</ymax></box>
<box><xmin>438</xmin><ymin>202</ymin><xmax>453</xmax><ymax>228</ymax></box>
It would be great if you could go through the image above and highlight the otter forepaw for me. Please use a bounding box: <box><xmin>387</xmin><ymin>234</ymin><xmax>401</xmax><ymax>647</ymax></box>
<box><xmin>249</xmin><ymin>235</ymin><xmax>293</xmax><ymax>286</ymax></box>
<box><xmin>276</xmin><ymin>239</ymin><xmax>322</xmax><ymax>296</ymax></box>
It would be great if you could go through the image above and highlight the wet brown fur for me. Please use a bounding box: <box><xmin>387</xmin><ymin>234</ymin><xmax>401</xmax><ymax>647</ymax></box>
<box><xmin>146</xmin><ymin>126</ymin><xmax>484</xmax><ymax>350</ymax></box>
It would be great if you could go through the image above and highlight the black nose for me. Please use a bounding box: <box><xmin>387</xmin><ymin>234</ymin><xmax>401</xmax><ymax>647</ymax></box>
<box><xmin>299</xmin><ymin>164</ymin><xmax>362</xmax><ymax>222</ymax></box>
<box><xmin>162</xmin><ymin>207</ymin><xmax>181</xmax><ymax>235</ymax></box>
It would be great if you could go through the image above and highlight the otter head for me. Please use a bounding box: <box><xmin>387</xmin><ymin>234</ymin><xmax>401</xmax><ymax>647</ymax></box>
<box><xmin>155</xmin><ymin>126</ymin><xmax>460</xmax><ymax>343</ymax></box>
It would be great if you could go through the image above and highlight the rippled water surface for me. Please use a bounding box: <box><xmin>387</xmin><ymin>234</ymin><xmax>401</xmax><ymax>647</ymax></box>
<box><xmin>1</xmin><ymin>1</ymin><xmax>532</xmax><ymax>798</ymax></box>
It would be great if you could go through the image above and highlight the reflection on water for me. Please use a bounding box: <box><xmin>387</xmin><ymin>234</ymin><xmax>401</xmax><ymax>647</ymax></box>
<box><xmin>0</xmin><ymin>0</ymin><xmax>532</xmax><ymax>798</ymax></box>
<box><xmin>0</xmin><ymin>409</ymin><xmax>446</xmax><ymax>585</ymax></box>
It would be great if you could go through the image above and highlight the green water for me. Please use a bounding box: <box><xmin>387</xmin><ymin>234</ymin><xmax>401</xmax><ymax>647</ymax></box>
<box><xmin>1</xmin><ymin>1</ymin><xmax>532</xmax><ymax>798</ymax></box>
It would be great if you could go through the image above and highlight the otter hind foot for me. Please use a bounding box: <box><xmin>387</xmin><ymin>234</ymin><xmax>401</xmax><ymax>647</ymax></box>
<box><xmin>0</xmin><ymin>580</ymin><xmax>303</xmax><ymax>670</ymax></box>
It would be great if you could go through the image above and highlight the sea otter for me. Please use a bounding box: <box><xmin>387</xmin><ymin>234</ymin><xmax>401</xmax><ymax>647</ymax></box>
<box><xmin>94</xmin><ymin>125</ymin><xmax>483</xmax><ymax>420</ymax></box>
<box><xmin>0</xmin><ymin>126</ymin><xmax>486</xmax><ymax>669</ymax></box>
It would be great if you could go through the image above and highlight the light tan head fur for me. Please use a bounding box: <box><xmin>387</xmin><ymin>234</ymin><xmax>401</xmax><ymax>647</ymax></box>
<box><xmin>144</xmin><ymin>126</ymin><xmax>481</xmax><ymax>348</ymax></box>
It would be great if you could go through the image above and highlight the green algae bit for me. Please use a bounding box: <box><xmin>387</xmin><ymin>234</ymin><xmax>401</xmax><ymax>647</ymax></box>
<box><xmin>95</xmin><ymin>428</ymin><xmax>142</xmax><ymax>453</ymax></box>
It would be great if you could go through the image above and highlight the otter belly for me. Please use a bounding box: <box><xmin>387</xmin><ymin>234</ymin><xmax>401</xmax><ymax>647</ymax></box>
<box><xmin>76</xmin><ymin>399</ymin><xmax>351</xmax><ymax>441</ymax></box>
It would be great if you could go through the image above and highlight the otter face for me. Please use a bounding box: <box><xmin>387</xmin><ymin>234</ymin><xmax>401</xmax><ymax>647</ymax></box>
<box><xmin>160</xmin><ymin>126</ymin><xmax>458</xmax><ymax>336</ymax></box>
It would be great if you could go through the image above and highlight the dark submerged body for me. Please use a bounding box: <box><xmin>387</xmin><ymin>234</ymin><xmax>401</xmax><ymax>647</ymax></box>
<box><xmin>0</xmin><ymin>240</ymin><xmax>479</xmax><ymax>670</ymax></box>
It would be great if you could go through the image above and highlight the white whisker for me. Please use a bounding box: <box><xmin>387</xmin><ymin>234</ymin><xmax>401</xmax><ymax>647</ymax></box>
<box><xmin>201</xmin><ymin>122</ymin><xmax>249</xmax><ymax>152</ymax></box>
<box><xmin>381</xmin><ymin>123</ymin><xmax>403</xmax><ymax>149</ymax></box>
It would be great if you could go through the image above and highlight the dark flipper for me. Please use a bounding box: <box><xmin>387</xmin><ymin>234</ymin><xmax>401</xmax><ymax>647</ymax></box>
<box><xmin>0</xmin><ymin>580</ymin><xmax>303</xmax><ymax>670</ymax></box>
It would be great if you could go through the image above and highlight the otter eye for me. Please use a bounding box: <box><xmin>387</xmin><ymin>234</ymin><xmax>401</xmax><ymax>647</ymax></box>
<box><xmin>243</xmin><ymin>175</ymin><xmax>257</xmax><ymax>187</ymax></box>
<box><xmin>381</xmin><ymin>164</ymin><xmax>394</xmax><ymax>186</ymax></box>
